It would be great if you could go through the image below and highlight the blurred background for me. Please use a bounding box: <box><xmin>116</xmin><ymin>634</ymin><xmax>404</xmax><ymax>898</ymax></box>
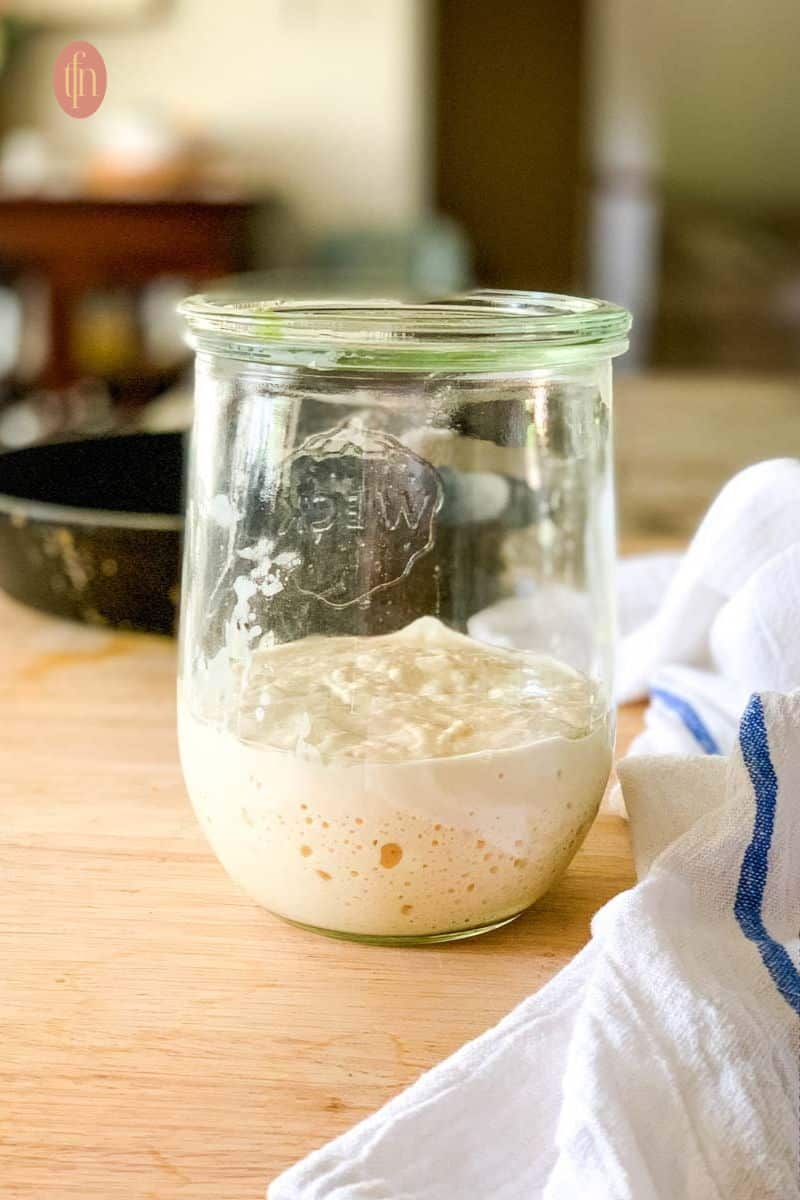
<box><xmin>0</xmin><ymin>0</ymin><xmax>798</xmax><ymax>536</ymax></box>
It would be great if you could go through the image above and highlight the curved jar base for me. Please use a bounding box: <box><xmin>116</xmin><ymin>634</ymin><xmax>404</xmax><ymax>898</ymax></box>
<box><xmin>275</xmin><ymin>908</ymin><xmax>525</xmax><ymax>946</ymax></box>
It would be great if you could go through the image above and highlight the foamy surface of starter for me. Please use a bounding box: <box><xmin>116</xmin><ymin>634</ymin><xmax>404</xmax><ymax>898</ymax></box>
<box><xmin>234</xmin><ymin>616</ymin><xmax>601</xmax><ymax>762</ymax></box>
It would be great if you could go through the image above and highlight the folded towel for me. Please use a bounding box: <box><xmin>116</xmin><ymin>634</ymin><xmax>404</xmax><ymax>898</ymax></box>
<box><xmin>618</xmin><ymin>752</ymin><xmax>724</xmax><ymax>877</ymax></box>
<box><xmin>269</xmin><ymin>691</ymin><xmax>800</xmax><ymax>1199</ymax></box>
<box><xmin>618</xmin><ymin>458</ymin><xmax>800</xmax><ymax>757</ymax></box>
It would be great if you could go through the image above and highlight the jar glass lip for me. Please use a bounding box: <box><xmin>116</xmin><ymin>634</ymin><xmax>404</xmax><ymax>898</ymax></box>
<box><xmin>179</xmin><ymin>288</ymin><xmax>631</xmax><ymax>369</ymax></box>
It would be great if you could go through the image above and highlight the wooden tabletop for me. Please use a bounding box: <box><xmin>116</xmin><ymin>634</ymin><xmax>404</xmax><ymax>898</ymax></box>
<box><xmin>1</xmin><ymin>593</ymin><xmax>639</xmax><ymax>1199</ymax></box>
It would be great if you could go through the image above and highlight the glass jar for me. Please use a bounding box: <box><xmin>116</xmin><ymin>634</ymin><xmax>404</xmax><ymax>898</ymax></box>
<box><xmin>177</xmin><ymin>290</ymin><xmax>631</xmax><ymax>944</ymax></box>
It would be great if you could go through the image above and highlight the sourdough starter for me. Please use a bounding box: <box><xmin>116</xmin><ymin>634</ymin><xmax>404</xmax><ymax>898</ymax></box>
<box><xmin>178</xmin><ymin>617</ymin><xmax>611</xmax><ymax>938</ymax></box>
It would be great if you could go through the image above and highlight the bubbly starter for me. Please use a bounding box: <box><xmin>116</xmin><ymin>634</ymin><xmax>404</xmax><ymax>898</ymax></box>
<box><xmin>178</xmin><ymin>617</ymin><xmax>611</xmax><ymax>938</ymax></box>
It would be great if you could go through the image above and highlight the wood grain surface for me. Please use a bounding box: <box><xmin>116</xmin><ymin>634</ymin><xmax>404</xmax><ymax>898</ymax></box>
<box><xmin>0</xmin><ymin>594</ymin><xmax>641</xmax><ymax>1199</ymax></box>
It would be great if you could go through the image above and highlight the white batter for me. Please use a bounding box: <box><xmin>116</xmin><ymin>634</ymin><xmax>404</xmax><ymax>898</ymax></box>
<box><xmin>178</xmin><ymin>618</ymin><xmax>611</xmax><ymax>938</ymax></box>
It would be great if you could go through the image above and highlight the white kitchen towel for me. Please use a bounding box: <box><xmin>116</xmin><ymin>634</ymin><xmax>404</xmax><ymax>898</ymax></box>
<box><xmin>617</xmin><ymin>753</ymin><xmax>725</xmax><ymax>878</ymax></box>
<box><xmin>618</xmin><ymin>458</ymin><xmax>800</xmax><ymax>758</ymax></box>
<box><xmin>269</xmin><ymin>690</ymin><xmax>800</xmax><ymax>1200</ymax></box>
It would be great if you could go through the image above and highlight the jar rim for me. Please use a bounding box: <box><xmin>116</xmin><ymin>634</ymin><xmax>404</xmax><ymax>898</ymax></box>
<box><xmin>179</xmin><ymin>288</ymin><xmax>631</xmax><ymax>370</ymax></box>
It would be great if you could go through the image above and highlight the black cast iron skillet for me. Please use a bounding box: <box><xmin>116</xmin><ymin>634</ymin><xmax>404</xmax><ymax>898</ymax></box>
<box><xmin>0</xmin><ymin>432</ymin><xmax>184</xmax><ymax>634</ymax></box>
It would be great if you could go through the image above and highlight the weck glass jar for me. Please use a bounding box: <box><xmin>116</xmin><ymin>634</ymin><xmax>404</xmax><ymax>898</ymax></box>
<box><xmin>177</xmin><ymin>290</ymin><xmax>631</xmax><ymax>944</ymax></box>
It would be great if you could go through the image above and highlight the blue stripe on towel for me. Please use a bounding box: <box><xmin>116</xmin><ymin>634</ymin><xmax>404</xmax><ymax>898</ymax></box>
<box><xmin>734</xmin><ymin>694</ymin><xmax>800</xmax><ymax>1015</ymax></box>
<box><xmin>650</xmin><ymin>688</ymin><xmax>721</xmax><ymax>755</ymax></box>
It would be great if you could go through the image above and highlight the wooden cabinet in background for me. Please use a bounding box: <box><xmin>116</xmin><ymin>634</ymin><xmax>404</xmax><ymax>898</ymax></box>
<box><xmin>0</xmin><ymin>196</ymin><xmax>258</xmax><ymax>388</ymax></box>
